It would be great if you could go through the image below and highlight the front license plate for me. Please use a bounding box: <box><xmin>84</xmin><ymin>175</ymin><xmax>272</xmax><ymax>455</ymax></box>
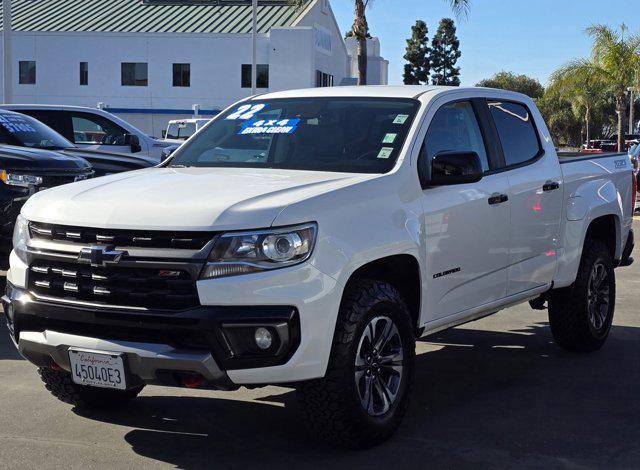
<box><xmin>68</xmin><ymin>349</ymin><xmax>126</xmax><ymax>390</ymax></box>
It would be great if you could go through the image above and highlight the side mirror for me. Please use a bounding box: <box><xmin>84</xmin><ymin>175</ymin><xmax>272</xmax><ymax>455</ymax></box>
<box><xmin>161</xmin><ymin>145</ymin><xmax>178</xmax><ymax>161</ymax></box>
<box><xmin>425</xmin><ymin>151</ymin><xmax>483</xmax><ymax>187</ymax></box>
<box><xmin>124</xmin><ymin>133</ymin><xmax>142</xmax><ymax>153</ymax></box>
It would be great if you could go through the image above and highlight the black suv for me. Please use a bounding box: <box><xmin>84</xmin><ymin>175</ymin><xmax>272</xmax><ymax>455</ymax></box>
<box><xmin>0</xmin><ymin>112</ymin><xmax>96</xmax><ymax>266</ymax></box>
<box><xmin>0</xmin><ymin>110</ymin><xmax>155</xmax><ymax>177</ymax></box>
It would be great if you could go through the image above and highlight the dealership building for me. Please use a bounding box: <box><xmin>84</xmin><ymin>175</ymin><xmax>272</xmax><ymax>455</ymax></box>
<box><xmin>0</xmin><ymin>0</ymin><xmax>388</xmax><ymax>136</ymax></box>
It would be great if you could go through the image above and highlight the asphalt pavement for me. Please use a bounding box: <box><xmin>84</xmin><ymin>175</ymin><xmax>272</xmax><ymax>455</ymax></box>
<box><xmin>1</xmin><ymin>223</ymin><xmax>640</xmax><ymax>469</ymax></box>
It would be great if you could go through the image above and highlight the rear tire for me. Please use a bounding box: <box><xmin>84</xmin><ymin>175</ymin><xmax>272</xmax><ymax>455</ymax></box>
<box><xmin>38</xmin><ymin>367</ymin><xmax>143</xmax><ymax>409</ymax></box>
<box><xmin>548</xmin><ymin>239</ymin><xmax>616</xmax><ymax>352</ymax></box>
<box><xmin>297</xmin><ymin>280</ymin><xmax>415</xmax><ymax>449</ymax></box>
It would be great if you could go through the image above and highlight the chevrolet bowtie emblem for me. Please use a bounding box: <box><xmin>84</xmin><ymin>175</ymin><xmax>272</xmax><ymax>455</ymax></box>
<box><xmin>78</xmin><ymin>246</ymin><xmax>126</xmax><ymax>267</ymax></box>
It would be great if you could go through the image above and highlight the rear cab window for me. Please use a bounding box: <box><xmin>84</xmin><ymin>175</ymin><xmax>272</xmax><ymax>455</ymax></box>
<box><xmin>487</xmin><ymin>100</ymin><xmax>542</xmax><ymax>167</ymax></box>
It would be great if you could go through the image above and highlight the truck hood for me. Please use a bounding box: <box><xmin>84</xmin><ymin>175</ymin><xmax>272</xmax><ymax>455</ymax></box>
<box><xmin>0</xmin><ymin>145</ymin><xmax>92</xmax><ymax>172</ymax></box>
<box><xmin>60</xmin><ymin>148</ymin><xmax>157</xmax><ymax>167</ymax></box>
<box><xmin>21</xmin><ymin>167</ymin><xmax>373</xmax><ymax>230</ymax></box>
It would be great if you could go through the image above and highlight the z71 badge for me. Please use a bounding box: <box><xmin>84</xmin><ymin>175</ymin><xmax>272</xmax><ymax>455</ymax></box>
<box><xmin>614</xmin><ymin>159</ymin><xmax>627</xmax><ymax>169</ymax></box>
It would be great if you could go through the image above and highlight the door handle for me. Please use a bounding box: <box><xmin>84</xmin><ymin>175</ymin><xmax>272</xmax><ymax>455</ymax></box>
<box><xmin>543</xmin><ymin>181</ymin><xmax>560</xmax><ymax>191</ymax></box>
<box><xmin>488</xmin><ymin>193</ymin><xmax>509</xmax><ymax>205</ymax></box>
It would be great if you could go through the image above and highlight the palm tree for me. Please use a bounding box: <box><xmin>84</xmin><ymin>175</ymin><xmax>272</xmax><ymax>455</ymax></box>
<box><xmin>556</xmin><ymin>25</ymin><xmax>640</xmax><ymax>151</ymax></box>
<box><xmin>290</xmin><ymin>1</ymin><xmax>470</xmax><ymax>85</ymax></box>
<box><xmin>550</xmin><ymin>66</ymin><xmax>608</xmax><ymax>146</ymax></box>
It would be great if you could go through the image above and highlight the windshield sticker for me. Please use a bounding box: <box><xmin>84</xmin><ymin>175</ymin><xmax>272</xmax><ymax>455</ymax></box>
<box><xmin>376</xmin><ymin>147</ymin><xmax>394</xmax><ymax>159</ymax></box>
<box><xmin>382</xmin><ymin>133</ymin><xmax>397</xmax><ymax>144</ymax></box>
<box><xmin>226</xmin><ymin>104</ymin><xmax>268</xmax><ymax>120</ymax></box>
<box><xmin>0</xmin><ymin>115</ymin><xmax>36</xmax><ymax>133</ymax></box>
<box><xmin>238</xmin><ymin>118</ymin><xmax>300</xmax><ymax>135</ymax></box>
<box><xmin>393</xmin><ymin>114</ymin><xmax>409</xmax><ymax>125</ymax></box>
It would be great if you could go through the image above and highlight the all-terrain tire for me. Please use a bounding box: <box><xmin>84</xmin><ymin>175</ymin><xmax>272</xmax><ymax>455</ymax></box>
<box><xmin>297</xmin><ymin>280</ymin><xmax>415</xmax><ymax>449</ymax></box>
<box><xmin>548</xmin><ymin>238</ymin><xmax>616</xmax><ymax>352</ymax></box>
<box><xmin>38</xmin><ymin>367</ymin><xmax>144</xmax><ymax>409</ymax></box>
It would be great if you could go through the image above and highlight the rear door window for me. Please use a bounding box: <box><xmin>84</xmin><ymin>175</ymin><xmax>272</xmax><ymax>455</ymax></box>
<box><xmin>487</xmin><ymin>100</ymin><xmax>542</xmax><ymax>167</ymax></box>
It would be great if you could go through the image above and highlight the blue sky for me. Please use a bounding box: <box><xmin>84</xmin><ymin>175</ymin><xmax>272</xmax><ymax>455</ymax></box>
<box><xmin>330</xmin><ymin>0</ymin><xmax>640</xmax><ymax>86</ymax></box>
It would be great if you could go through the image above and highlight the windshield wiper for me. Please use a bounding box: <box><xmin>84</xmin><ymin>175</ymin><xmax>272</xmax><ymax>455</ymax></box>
<box><xmin>167</xmin><ymin>164</ymin><xmax>189</xmax><ymax>168</ymax></box>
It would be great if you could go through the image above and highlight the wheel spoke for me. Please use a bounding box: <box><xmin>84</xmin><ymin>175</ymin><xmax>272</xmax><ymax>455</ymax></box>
<box><xmin>360</xmin><ymin>375</ymin><xmax>373</xmax><ymax>410</ymax></box>
<box><xmin>373</xmin><ymin>378</ymin><xmax>391</xmax><ymax>414</ymax></box>
<box><xmin>373</xmin><ymin>319</ymin><xmax>393</xmax><ymax>351</ymax></box>
<box><xmin>380</xmin><ymin>363</ymin><xmax>403</xmax><ymax>376</ymax></box>
<box><xmin>379</xmin><ymin>350</ymin><xmax>403</xmax><ymax>364</ymax></box>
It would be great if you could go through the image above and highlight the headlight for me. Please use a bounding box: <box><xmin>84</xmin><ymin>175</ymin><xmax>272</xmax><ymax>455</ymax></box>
<box><xmin>0</xmin><ymin>170</ymin><xmax>42</xmax><ymax>188</ymax></box>
<box><xmin>12</xmin><ymin>214</ymin><xmax>30</xmax><ymax>263</ymax></box>
<box><xmin>201</xmin><ymin>223</ymin><xmax>317</xmax><ymax>279</ymax></box>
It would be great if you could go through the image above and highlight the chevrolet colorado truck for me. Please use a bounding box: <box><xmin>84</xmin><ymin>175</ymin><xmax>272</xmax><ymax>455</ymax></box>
<box><xmin>3</xmin><ymin>86</ymin><xmax>635</xmax><ymax>448</ymax></box>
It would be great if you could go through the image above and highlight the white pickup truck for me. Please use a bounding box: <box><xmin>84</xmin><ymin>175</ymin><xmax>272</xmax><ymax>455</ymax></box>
<box><xmin>3</xmin><ymin>86</ymin><xmax>635</xmax><ymax>448</ymax></box>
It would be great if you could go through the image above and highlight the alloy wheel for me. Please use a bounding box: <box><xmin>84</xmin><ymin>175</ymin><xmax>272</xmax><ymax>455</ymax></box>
<box><xmin>354</xmin><ymin>315</ymin><xmax>404</xmax><ymax>416</ymax></box>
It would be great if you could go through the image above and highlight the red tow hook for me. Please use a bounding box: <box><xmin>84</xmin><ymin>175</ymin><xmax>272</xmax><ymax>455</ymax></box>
<box><xmin>50</xmin><ymin>359</ymin><xmax>62</xmax><ymax>371</ymax></box>
<box><xmin>181</xmin><ymin>373</ymin><xmax>205</xmax><ymax>389</ymax></box>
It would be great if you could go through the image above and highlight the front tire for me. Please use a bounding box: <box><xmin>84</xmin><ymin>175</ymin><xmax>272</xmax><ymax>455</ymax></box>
<box><xmin>297</xmin><ymin>280</ymin><xmax>415</xmax><ymax>449</ymax></box>
<box><xmin>548</xmin><ymin>239</ymin><xmax>616</xmax><ymax>352</ymax></box>
<box><xmin>38</xmin><ymin>367</ymin><xmax>143</xmax><ymax>409</ymax></box>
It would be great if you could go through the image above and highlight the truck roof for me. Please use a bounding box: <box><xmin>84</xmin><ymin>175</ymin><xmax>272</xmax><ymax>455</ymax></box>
<box><xmin>255</xmin><ymin>85</ymin><xmax>525</xmax><ymax>101</ymax></box>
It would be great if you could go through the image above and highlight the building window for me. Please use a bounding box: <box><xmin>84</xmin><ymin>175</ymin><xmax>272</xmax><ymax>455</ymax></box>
<box><xmin>121</xmin><ymin>62</ymin><xmax>148</xmax><ymax>86</ymax></box>
<box><xmin>241</xmin><ymin>64</ymin><xmax>269</xmax><ymax>88</ymax></box>
<box><xmin>19</xmin><ymin>61</ymin><xmax>36</xmax><ymax>85</ymax></box>
<box><xmin>315</xmin><ymin>70</ymin><xmax>334</xmax><ymax>87</ymax></box>
<box><xmin>79</xmin><ymin>62</ymin><xmax>89</xmax><ymax>86</ymax></box>
<box><xmin>173</xmin><ymin>63</ymin><xmax>190</xmax><ymax>87</ymax></box>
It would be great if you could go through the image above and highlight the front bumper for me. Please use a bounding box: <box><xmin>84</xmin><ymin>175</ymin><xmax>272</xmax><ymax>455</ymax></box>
<box><xmin>3</xmin><ymin>283</ymin><xmax>303</xmax><ymax>388</ymax></box>
<box><xmin>17</xmin><ymin>330</ymin><xmax>233</xmax><ymax>389</ymax></box>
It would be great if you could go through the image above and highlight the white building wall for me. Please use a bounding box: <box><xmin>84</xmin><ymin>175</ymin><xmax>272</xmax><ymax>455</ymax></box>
<box><xmin>345</xmin><ymin>37</ymin><xmax>389</xmax><ymax>86</ymax></box>
<box><xmin>0</xmin><ymin>0</ymin><xmax>386</xmax><ymax>136</ymax></box>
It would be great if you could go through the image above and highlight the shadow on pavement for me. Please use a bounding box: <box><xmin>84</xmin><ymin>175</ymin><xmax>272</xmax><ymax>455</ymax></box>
<box><xmin>0</xmin><ymin>319</ymin><xmax>22</xmax><ymax>361</ymax></box>
<box><xmin>72</xmin><ymin>321</ymin><xmax>640</xmax><ymax>469</ymax></box>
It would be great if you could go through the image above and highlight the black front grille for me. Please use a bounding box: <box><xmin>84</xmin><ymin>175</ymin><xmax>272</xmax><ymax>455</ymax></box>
<box><xmin>29</xmin><ymin>222</ymin><xmax>216</xmax><ymax>250</ymax></box>
<box><xmin>41</xmin><ymin>173</ymin><xmax>87</xmax><ymax>188</ymax></box>
<box><xmin>28</xmin><ymin>259</ymin><xmax>200</xmax><ymax>310</ymax></box>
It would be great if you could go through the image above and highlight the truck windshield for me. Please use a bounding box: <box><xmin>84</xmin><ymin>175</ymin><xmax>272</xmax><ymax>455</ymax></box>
<box><xmin>168</xmin><ymin>97</ymin><xmax>419</xmax><ymax>173</ymax></box>
<box><xmin>0</xmin><ymin>112</ymin><xmax>73</xmax><ymax>150</ymax></box>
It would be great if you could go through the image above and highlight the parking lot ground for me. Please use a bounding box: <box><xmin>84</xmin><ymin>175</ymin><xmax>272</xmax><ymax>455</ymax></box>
<box><xmin>1</xmin><ymin>223</ymin><xmax>640</xmax><ymax>469</ymax></box>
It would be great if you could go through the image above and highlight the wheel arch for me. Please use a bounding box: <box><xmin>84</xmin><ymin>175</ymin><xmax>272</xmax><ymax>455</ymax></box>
<box><xmin>342</xmin><ymin>254</ymin><xmax>422</xmax><ymax>333</ymax></box>
<box><xmin>584</xmin><ymin>214</ymin><xmax>620</xmax><ymax>261</ymax></box>
<box><xmin>555</xmin><ymin>211</ymin><xmax>622</xmax><ymax>289</ymax></box>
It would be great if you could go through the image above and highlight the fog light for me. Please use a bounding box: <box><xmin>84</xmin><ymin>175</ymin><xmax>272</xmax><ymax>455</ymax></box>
<box><xmin>254</xmin><ymin>327</ymin><xmax>273</xmax><ymax>350</ymax></box>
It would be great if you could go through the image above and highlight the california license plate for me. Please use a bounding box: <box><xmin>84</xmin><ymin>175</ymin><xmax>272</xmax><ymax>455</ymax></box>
<box><xmin>68</xmin><ymin>349</ymin><xmax>126</xmax><ymax>390</ymax></box>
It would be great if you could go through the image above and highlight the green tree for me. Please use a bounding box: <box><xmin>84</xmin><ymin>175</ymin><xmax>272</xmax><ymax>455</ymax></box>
<box><xmin>476</xmin><ymin>71</ymin><xmax>545</xmax><ymax>99</ymax></box>
<box><xmin>550</xmin><ymin>66</ymin><xmax>608</xmax><ymax>145</ymax></box>
<box><xmin>289</xmin><ymin>1</ymin><xmax>470</xmax><ymax>85</ymax></box>
<box><xmin>430</xmin><ymin>18</ymin><xmax>461</xmax><ymax>86</ymax></box>
<box><xmin>555</xmin><ymin>24</ymin><xmax>640</xmax><ymax>151</ymax></box>
<box><xmin>403</xmin><ymin>20</ymin><xmax>430</xmax><ymax>85</ymax></box>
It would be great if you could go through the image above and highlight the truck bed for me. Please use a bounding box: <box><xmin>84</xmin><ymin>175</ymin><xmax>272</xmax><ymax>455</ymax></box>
<box><xmin>557</xmin><ymin>151</ymin><xmax>627</xmax><ymax>163</ymax></box>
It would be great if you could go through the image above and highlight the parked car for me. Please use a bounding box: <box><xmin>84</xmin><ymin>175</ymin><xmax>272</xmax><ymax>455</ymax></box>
<box><xmin>4</xmin><ymin>86</ymin><xmax>635</xmax><ymax>448</ymax></box>
<box><xmin>628</xmin><ymin>142</ymin><xmax>640</xmax><ymax>193</ymax></box>
<box><xmin>0</xmin><ymin>104</ymin><xmax>175</xmax><ymax>160</ymax></box>
<box><xmin>0</xmin><ymin>115</ymin><xmax>94</xmax><ymax>266</ymax></box>
<box><xmin>162</xmin><ymin>118</ymin><xmax>211</xmax><ymax>141</ymax></box>
<box><xmin>0</xmin><ymin>110</ymin><xmax>155</xmax><ymax>177</ymax></box>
